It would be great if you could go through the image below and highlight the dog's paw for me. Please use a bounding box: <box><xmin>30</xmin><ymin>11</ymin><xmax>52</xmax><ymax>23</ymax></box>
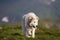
<box><xmin>26</xmin><ymin>35</ymin><xmax>31</xmax><ymax>38</ymax></box>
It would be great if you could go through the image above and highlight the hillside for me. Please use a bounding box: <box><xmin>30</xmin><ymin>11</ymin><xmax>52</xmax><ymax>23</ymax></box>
<box><xmin>0</xmin><ymin>18</ymin><xmax>60</xmax><ymax>40</ymax></box>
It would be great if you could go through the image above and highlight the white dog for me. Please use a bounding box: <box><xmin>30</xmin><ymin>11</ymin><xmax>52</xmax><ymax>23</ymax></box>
<box><xmin>22</xmin><ymin>12</ymin><xmax>39</xmax><ymax>38</ymax></box>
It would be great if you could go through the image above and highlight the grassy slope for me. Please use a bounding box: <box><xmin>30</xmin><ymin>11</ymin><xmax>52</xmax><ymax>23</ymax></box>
<box><xmin>0</xmin><ymin>23</ymin><xmax>60</xmax><ymax>40</ymax></box>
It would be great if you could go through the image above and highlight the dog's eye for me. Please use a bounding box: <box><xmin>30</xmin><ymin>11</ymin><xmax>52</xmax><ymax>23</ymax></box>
<box><xmin>34</xmin><ymin>22</ymin><xmax>35</xmax><ymax>23</ymax></box>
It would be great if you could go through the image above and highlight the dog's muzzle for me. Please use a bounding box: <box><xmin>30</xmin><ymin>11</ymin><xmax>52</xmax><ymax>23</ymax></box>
<box><xmin>33</xmin><ymin>25</ymin><xmax>38</xmax><ymax>28</ymax></box>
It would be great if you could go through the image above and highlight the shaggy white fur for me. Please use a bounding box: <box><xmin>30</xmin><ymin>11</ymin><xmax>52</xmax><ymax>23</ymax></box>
<box><xmin>22</xmin><ymin>12</ymin><xmax>39</xmax><ymax>38</ymax></box>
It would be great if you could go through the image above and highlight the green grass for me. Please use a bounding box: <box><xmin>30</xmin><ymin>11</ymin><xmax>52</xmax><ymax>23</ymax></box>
<box><xmin>0</xmin><ymin>23</ymin><xmax>60</xmax><ymax>40</ymax></box>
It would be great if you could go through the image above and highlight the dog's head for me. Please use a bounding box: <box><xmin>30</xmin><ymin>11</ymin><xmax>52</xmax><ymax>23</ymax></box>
<box><xmin>28</xmin><ymin>16</ymin><xmax>39</xmax><ymax>28</ymax></box>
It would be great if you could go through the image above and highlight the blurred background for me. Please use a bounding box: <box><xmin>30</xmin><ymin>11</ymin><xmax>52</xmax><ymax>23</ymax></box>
<box><xmin>0</xmin><ymin>0</ymin><xmax>60</xmax><ymax>22</ymax></box>
<box><xmin>0</xmin><ymin>0</ymin><xmax>60</xmax><ymax>40</ymax></box>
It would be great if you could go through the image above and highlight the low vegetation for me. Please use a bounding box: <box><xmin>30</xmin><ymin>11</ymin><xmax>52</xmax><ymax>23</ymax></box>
<box><xmin>0</xmin><ymin>18</ymin><xmax>60</xmax><ymax>40</ymax></box>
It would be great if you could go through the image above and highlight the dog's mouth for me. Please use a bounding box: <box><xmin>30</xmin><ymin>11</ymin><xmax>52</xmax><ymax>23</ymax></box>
<box><xmin>33</xmin><ymin>26</ymin><xmax>36</xmax><ymax>28</ymax></box>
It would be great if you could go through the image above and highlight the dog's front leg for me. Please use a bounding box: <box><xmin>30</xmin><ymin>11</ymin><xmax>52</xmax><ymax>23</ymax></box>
<box><xmin>25</xmin><ymin>29</ymin><xmax>31</xmax><ymax>38</ymax></box>
<box><xmin>32</xmin><ymin>28</ymin><xmax>35</xmax><ymax>38</ymax></box>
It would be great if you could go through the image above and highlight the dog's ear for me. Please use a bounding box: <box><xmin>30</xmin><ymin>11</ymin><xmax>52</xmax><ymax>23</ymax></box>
<box><xmin>28</xmin><ymin>16</ymin><xmax>33</xmax><ymax>22</ymax></box>
<box><xmin>36</xmin><ymin>16</ymin><xmax>39</xmax><ymax>20</ymax></box>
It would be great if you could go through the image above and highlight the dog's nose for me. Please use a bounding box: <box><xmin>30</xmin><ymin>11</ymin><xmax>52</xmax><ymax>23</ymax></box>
<box><xmin>36</xmin><ymin>25</ymin><xmax>38</xmax><ymax>27</ymax></box>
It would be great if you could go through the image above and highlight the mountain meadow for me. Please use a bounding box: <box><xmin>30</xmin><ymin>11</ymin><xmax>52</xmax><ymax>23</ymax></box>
<box><xmin>0</xmin><ymin>18</ymin><xmax>60</xmax><ymax>40</ymax></box>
